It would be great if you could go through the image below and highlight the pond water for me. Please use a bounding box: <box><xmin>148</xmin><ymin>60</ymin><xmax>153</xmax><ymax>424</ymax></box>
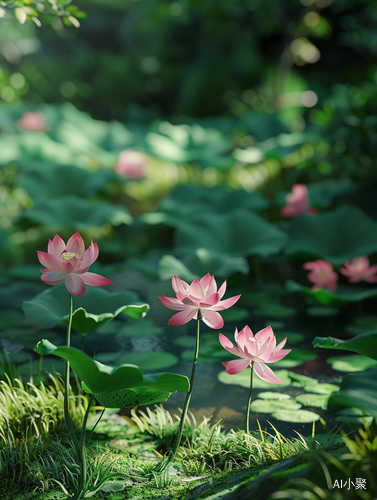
<box><xmin>0</xmin><ymin>265</ymin><xmax>373</xmax><ymax>439</ymax></box>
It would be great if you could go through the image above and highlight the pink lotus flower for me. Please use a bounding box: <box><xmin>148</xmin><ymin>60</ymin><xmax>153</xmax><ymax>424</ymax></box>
<box><xmin>159</xmin><ymin>274</ymin><xmax>241</xmax><ymax>329</ymax></box>
<box><xmin>17</xmin><ymin>111</ymin><xmax>47</xmax><ymax>132</ymax></box>
<box><xmin>281</xmin><ymin>184</ymin><xmax>317</xmax><ymax>218</ymax></box>
<box><xmin>303</xmin><ymin>259</ymin><xmax>338</xmax><ymax>292</ymax></box>
<box><xmin>340</xmin><ymin>256</ymin><xmax>377</xmax><ymax>283</ymax></box>
<box><xmin>115</xmin><ymin>150</ymin><xmax>147</xmax><ymax>179</ymax></box>
<box><xmin>37</xmin><ymin>232</ymin><xmax>113</xmax><ymax>296</ymax></box>
<box><xmin>220</xmin><ymin>325</ymin><xmax>290</xmax><ymax>384</ymax></box>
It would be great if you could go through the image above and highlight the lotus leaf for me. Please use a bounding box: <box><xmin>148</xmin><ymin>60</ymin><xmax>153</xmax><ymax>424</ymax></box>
<box><xmin>35</xmin><ymin>339</ymin><xmax>189</xmax><ymax>408</ymax></box>
<box><xmin>23</xmin><ymin>284</ymin><xmax>149</xmax><ymax>332</ymax></box>
<box><xmin>284</xmin><ymin>205</ymin><xmax>377</xmax><ymax>266</ymax></box>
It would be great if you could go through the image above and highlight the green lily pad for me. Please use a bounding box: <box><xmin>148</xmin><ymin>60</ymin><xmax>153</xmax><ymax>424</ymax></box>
<box><xmin>288</xmin><ymin>372</ymin><xmax>339</xmax><ymax>394</ymax></box>
<box><xmin>285</xmin><ymin>205</ymin><xmax>377</xmax><ymax>266</ymax></box>
<box><xmin>274</xmin><ymin>349</ymin><xmax>315</xmax><ymax>368</ymax></box>
<box><xmin>175</xmin><ymin>210</ymin><xmax>288</xmax><ymax>259</ymax></box>
<box><xmin>295</xmin><ymin>393</ymin><xmax>330</xmax><ymax>409</ymax></box>
<box><xmin>272</xmin><ymin>409</ymin><xmax>320</xmax><ymax>423</ymax></box>
<box><xmin>327</xmin><ymin>354</ymin><xmax>377</xmax><ymax>372</ymax></box>
<box><xmin>20</xmin><ymin>195</ymin><xmax>132</xmax><ymax>229</ymax></box>
<box><xmin>23</xmin><ymin>284</ymin><xmax>149</xmax><ymax>333</ymax></box>
<box><xmin>307</xmin><ymin>307</ymin><xmax>338</xmax><ymax>316</ymax></box>
<box><xmin>286</xmin><ymin>280</ymin><xmax>377</xmax><ymax>307</ymax></box>
<box><xmin>250</xmin><ymin>399</ymin><xmax>301</xmax><ymax>413</ymax></box>
<box><xmin>327</xmin><ymin>366</ymin><xmax>377</xmax><ymax>417</ymax></box>
<box><xmin>313</xmin><ymin>332</ymin><xmax>377</xmax><ymax>360</ymax></box>
<box><xmin>114</xmin><ymin>352</ymin><xmax>179</xmax><ymax>371</ymax></box>
<box><xmin>116</xmin><ymin>319</ymin><xmax>163</xmax><ymax>338</ymax></box>
<box><xmin>172</xmin><ymin>336</ymin><xmax>197</xmax><ymax>348</ymax></box>
<box><xmin>258</xmin><ymin>392</ymin><xmax>292</xmax><ymax>400</ymax></box>
<box><xmin>218</xmin><ymin>368</ymin><xmax>291</xmax><ymax>389</ymax></box>
<box><xmin>35</xmin><ymin>339</ymin><xmax>189</xmax><ymax>408</ymax></box>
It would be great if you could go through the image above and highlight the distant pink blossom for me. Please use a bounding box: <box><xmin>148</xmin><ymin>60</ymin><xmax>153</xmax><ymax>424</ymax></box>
<box><xmin>340</xmin><ymin>256</ymin><xmax>377</xmax><ymax>283</ymax></box>
<box><xmin>220</xmin><ymin>325</ymin><xmax>290</xmax><ymax>384</ymax></box>
<box><xmin>115</xmin><ymin>150</ymin><xmax>147</xmax><ymax>179</ymax></box>
<box><xmin>37</xmin><ymin>232</ymin><xmax>113</xmax><ymax>296</ymax></box>
<box><xmin>159</xmin><ymin>274</ymin><xmax>241</xmax><ymax>329</ymax></box>
<box><xmin>17</xmin><ymin>112</ymin><xmax>47</xmax><ymax>132</ymax></box>
<box><xmin>281</xmin><ymin>184</ymin><xmax>318</xmax><ymax>218</ymax></box>
<box><xmin>303</xmin><ymin>259</ymin><xmax>338</xmax><ymax>292</ymax></box>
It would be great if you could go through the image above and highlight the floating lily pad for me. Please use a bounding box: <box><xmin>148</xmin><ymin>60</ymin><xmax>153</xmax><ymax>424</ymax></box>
<box><xmin>307</xmin><ymin>307</ymin><xmax>338</xmax><ymax>316</ymax></box>
<box><xmin>288</xmin><ymin>372</ymin><xmax>339</xmax><ymax>394</ymax></box>
<box><xmin>285</xmin><ymin>205</ymin><xmax>377</xmax><ymax>266</ymax></box>
<box><xmin>116</xmin><ymin>319</ymin><xmax>163</xmax><ymax>338</ymax></box>
<box><xmin>272</xmin><ymin>409</ymin><xmax>320</xmax><ymax>423</ymax></box>
<box><xmin>250</xmin><ymin>399</ymin><xmax>301</xmax><ymax>413</ymax></box>
<box><xmin>274</xmin><ymin>349</ymin><xmax>315</xmax><ymax>368</ymax></box>
<box><xmin>313</xmin><ymin>332</ymin><xmax>377</xmax><ymax>360</ymax></box>
<box><xmin>295</xmin><ymin>393</ymin><xmax>330</xmax><ymax>409</ymax></box>
<box><xmin>115</xmin><ymin>352</ymin><xmax>179</xmax><ymax>371</ymax></box>
<box><xmin>35</xmin><ymin>339</ymin><xmax>189</xmax><ymax>408</ymax></box>
<box><xmin>286</xmin><ymin>280</ymin><xmax>377</xmax><ymax>307</ymax></box>
<box><xmin>20</xmin><ymin>195</ymin><xmax>132</xmax><ymax>229</ymax></box>
<box><xmin>23</xmin><ymin>284</ymin><xmax>149</xmax><ymax>333</ymax></box>
<box><xmin>258</xmin><ymin>392</ymin><xmax>292</xmax><ymax>400</ymax></box>
<box><xmin>218</xmin><ymin>369</ymin><xmax>291</xmax><ymax>389</ymax></box>
<box><xmin>172</xmin><ymin>336</ymin><xmax>197</xmax><ymax>348</ymax></box>
<box><xmin>326</xmin><ymin>354</ymin><xmax>377</xmax><ymax>372</ymax></box>
<box><xmin>175</xmin><ymin>210</ymin><xmax>288</xmax><ymax>259</ymax></box>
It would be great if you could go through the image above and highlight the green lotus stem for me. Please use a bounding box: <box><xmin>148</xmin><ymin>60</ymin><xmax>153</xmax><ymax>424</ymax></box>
<box><xmin>63</xmin><ymin>294</ymin><xmax>79</xmax><ymax>449</ymax></box>
<box><xmin>246</xmin><ymin>362</ymin><xmax>254</xmax><ymax>434</ymax></box>
<box><xmin>78</xmin><ymin>394</ymin><xmax>95</xmax><ymax>497</ymax></box>
<box><xmin>157</xmin><ymin>315</ymin><xmax>201</xmax><ymax>471</ymax></box>
<box><xmin>80</xmin><ymin>334</ymin><xmax>86</xmax><ymax>352</ymax></box>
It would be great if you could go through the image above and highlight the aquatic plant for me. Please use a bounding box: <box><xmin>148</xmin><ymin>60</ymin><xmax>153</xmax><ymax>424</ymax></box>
<box><xmin>157</xmin><ymin>273</ymin><xmax>241</xmax><ymax>469</ymax></box>
<box><xmin>220</xmin><ymin>325</ymin><xmax>290</xmax><ymax>433</ymax></box>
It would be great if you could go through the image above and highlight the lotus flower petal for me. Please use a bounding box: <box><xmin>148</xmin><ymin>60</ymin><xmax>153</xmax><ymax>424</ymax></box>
<box><xmin>81</xmin><ymin>272</ymin><xmax>113</xmax><ymax>287</ymax></box>
<box><xmin>223</xmin><ymin>359</ymin><xmax>250</xmax><ymax>375</ymax></box>
<box><xmin>65</xmin><ymin>274</ymin><xmax>86</xmax><ymax>296</ymax></box>
<box><xmin>168</xmin><ymin>309</ymin><xmax>197</xmax><ymax>326</ymax></box>
<box><xmin>254</xmin><ymin>361</ymin><xmax>284</xmax><ymax>384</ymax></box>
<box><xmin>48</xmin><ymin>234</ymin><xmax>66</xmax><ymax>257</ymax></box>
<box><xmin>66</xmin><ymin>231</ymin><xmax>86</xmax><ymax>257</ymax></box>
